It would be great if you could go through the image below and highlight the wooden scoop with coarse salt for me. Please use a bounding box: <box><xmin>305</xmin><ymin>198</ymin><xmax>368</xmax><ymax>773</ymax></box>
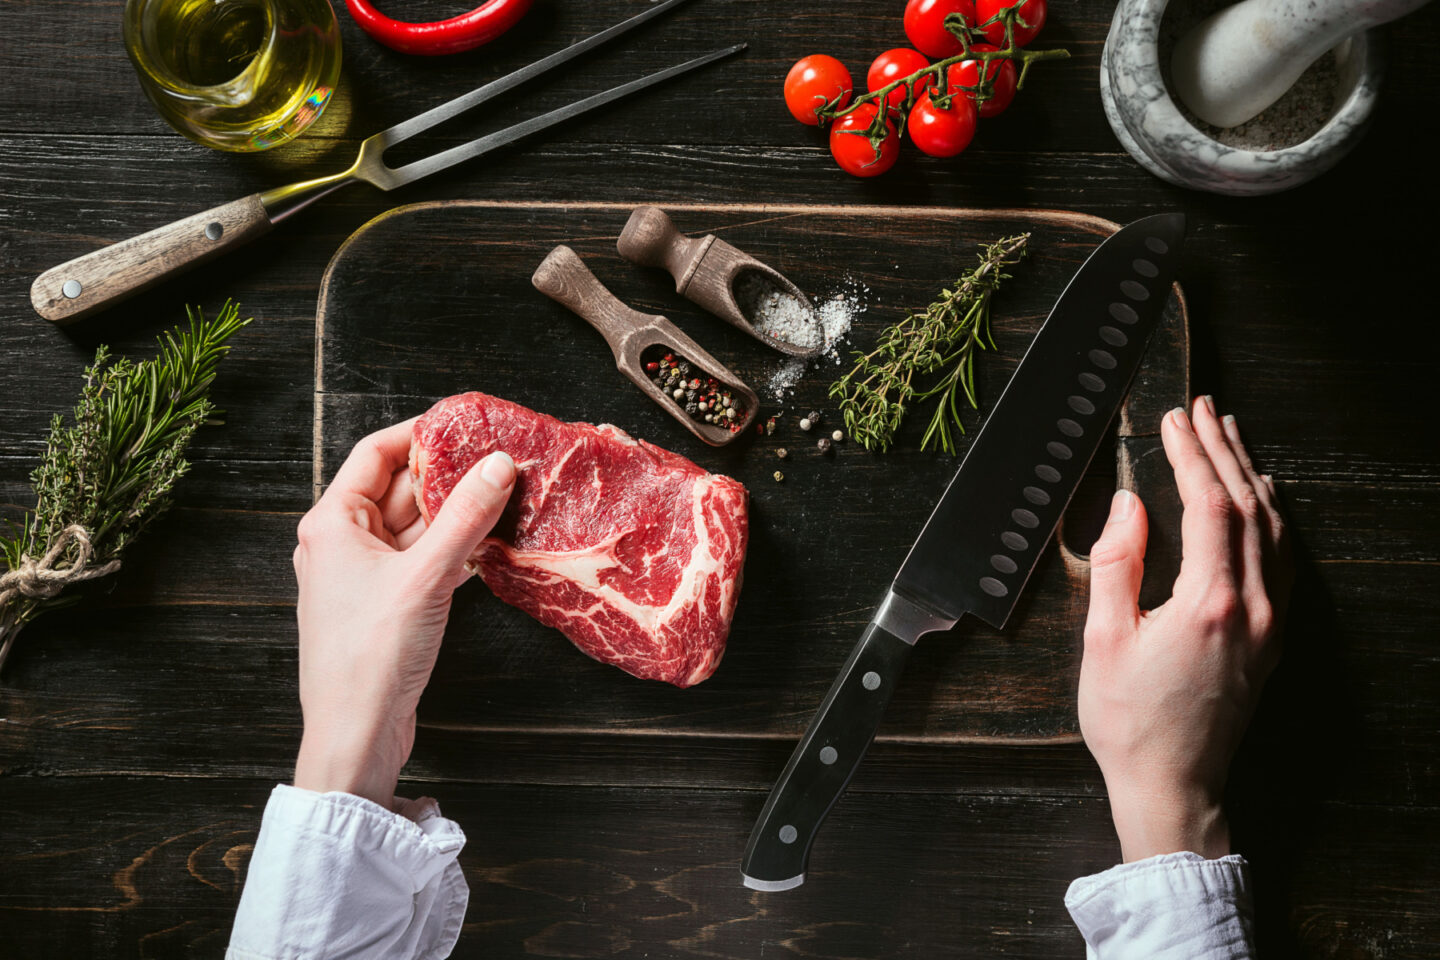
<box><xmin>618</xmin><ymin>206</ymin><xmax>825</xmax><ymax>359</ymax></box>
<box><xmin>532</xmin><ymin>245</ymin><xmax>759</xmax><ymax>447</ymax></box>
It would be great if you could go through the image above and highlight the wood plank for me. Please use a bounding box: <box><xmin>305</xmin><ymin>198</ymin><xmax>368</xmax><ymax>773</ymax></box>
<box><xmin>2</xmin><ymin>559</ymin><xmax>1435</xmax><ymax>808</ymax></box>
<box><xmin>0</xmin><ymin>776</ymin><xmax>1436</xmax><ymax>958</ymax></box>
<box><xmin>1</xmin><ymin>0</ymin><xmax>1435</xmax><ymax>153</ymax></box>
<box><xmin>0</xmin><ymin>0</ymin><xmax>1149</xmax><ymax>153</ymax></box>
<box><xmin>4</xmin><ymin>133</ymin><xmax>1436</xmax><ymax>486</ymax></box>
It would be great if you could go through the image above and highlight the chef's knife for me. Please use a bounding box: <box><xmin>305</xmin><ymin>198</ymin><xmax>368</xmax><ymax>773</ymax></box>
<box><xmin>741</xmin><ymin>212</ymin><xmax>1187</xmax><ymax>892</ymax></box>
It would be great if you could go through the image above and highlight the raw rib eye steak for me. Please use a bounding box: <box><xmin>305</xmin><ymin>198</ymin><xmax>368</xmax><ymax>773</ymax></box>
<box><xmin>410</xmin><ymin>392</ymin><xmax>749</xmax><ymax>687</ymax></box>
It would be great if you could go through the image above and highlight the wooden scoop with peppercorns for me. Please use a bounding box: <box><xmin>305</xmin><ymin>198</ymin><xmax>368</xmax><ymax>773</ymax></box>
<box><xmin>532</xmin><ymin>245</ymin><xmax>759</xmax><ymax>447</ymax></box>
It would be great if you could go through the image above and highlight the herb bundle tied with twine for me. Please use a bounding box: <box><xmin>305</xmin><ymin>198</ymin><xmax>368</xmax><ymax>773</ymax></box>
<box><xmin>0</xmin><ymin>302</ymin><xmax>249</xmax><ymax>673</ymax></box>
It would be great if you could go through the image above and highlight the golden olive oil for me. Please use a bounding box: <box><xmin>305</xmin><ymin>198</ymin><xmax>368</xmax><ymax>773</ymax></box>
<box><xmin>124</xmin><ymin>0</ymin><xmax>341</xmax><ymax>152</ymax></box>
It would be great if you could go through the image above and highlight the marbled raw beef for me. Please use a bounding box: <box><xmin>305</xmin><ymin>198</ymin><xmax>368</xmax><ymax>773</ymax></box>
<box><xmin>410</xmin><ymin>392</ymin><xmax>748</xmax><ymax>687</ymax></box>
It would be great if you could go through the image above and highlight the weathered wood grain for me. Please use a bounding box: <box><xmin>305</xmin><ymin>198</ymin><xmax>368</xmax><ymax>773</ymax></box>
<box><xmin>2</xmin><ymin>0</ymin><xmax>1439</xmax><ymax>955</ymax></box>
<box><xmin>2</xmin><ymin>556</ymin><xmax>1433</xmax><ymax>812</ymax></box>
<box><xmin>0</xmin><ymin>777</ymin><xmax>1436</xmax><ymax>958</ymax></box>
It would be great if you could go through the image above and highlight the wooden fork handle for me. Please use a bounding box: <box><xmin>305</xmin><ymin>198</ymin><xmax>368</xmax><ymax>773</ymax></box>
<box><xmin>531</xmin><ymin>245</ymin><xmax>651</xmax><ymax>352</ymax></box>
<box><xmin>30</xmin><ymin>194</ymin><xmax>273</xmax><ymax>326</ymax></box>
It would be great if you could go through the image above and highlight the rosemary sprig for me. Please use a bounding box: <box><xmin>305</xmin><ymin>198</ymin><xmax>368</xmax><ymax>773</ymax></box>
<box><xmin>0</xmin><ymin>302</ymin><xmax>250</xmax><ymax>673</ymax></box>
<box><xmin>829</xmin><ymin>233</ymin><xmax>1029</xmax><ymax>453</ymax></box>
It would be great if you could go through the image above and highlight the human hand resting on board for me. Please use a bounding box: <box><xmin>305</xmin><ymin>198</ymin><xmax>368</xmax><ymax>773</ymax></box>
<box><xmin>291</xmin><ymin>418</ymin><xmax>516</xmax><ymax>809</ymax></box>
<box><xmin>1079</xmin><ymin>396</ymin><xmax>1292</xmax><ymax>862</ymax></box>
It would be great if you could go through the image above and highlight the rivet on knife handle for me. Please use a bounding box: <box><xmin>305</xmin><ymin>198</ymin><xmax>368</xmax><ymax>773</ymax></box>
<box><xmin>741</xmin><ymin>613</ymin><xmax>916</xmax><ymax>891</ymax></box>
<box><xmin>30</xmin><ymin>195</ymin><xmax>273</xmax><ymax>326</ymax></box>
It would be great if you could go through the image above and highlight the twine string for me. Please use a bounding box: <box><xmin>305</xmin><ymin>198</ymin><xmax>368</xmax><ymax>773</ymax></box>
<box><xmin>0</xmin><ymin>524</ymin><xmax>121</xmax><ymax>605</ymax></box>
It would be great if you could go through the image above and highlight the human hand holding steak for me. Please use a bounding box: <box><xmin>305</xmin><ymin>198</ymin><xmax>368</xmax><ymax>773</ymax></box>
<box><xmin>292</xmin><ymin>418</ymin><xmax>516</xmax><ymax>809</ymax></box>
<box><xmin>1079</xmin><ymin>396</ymin><xmax>1292</xmax><ymax>862</ymax></box>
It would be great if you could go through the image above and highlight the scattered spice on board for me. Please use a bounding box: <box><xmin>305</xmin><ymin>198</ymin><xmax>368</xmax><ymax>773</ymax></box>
<box><xmin>645</xmin><ymin>349</ymin><xmax>747</xmax><ymax>433</ymax></box>
<box><xmin>767</xmin><ymin>358</ymin><xmax>808</xmax><ymax>401</ymax></box>
<box><xmin>830</xmin><ymin>233</ymin><xmax>1029</xmax><ymax>454</ymax></box>
<box><xmin>765</xmin><ymin>277</ymin><xmax>868</xmax><ymax>400</ymax></box>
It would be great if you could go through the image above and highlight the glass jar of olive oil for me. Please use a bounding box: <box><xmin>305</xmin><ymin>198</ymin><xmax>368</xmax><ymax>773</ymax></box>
<box><xmin>124</xmin><ymin>0</ymin><xmax>342</xmax><ymax>152</ymax></box>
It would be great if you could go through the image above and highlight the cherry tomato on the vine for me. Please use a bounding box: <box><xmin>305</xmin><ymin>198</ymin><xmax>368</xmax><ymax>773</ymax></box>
<box><xmin>784</xmin><ymin>55</ymin><xmax>852</xmax><ymax>125</ymax></box>
<box><xmin>903</xmin><ymin>0</ymin><xmax>976</xmax><ymax>59</ymax></box>
<box><xmin>907</xmin><ymin>91</ymin><xmax>978</xmax><ymax>158</ymax></box>
<box><xmin>866</xmin><ymin>48</ymin><xmax>934</xmax><ymax>114</ymax></box>
<box><xmin>974</xmin><ymin>0</ymin><xmax>1046</xmax><ymax>47</ymax></box>
<box><xmin>946</xmin><ymin>44</ymin><xmax>1018</xmax><ymax>117</ymax></box>
<box><xmin>829</xmin><ymin>103</ymin><xmax>900</xmax><ymax>177</ymax></box>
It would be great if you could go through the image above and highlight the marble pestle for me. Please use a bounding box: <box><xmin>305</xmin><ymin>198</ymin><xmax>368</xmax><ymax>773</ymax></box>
<box><xmin>1170</xmin><ymin>0</ymin><xmax>1430</xmax><ymax>128</ymax></box>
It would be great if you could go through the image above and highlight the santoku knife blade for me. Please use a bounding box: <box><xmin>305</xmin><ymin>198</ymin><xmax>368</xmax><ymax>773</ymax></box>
<box><xmin>741</xmin><ymin>212</ymin><xmax>1187</xmax><ymax>892</ymax></box>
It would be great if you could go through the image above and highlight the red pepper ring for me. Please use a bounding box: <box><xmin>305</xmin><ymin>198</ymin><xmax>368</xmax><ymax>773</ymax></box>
<box><xmin>344</xmin><ymin>0</ymin><xmax>533</xmax><ymax>56</ymax></box>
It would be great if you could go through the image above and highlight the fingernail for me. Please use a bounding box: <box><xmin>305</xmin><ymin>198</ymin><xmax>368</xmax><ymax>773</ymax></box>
<box><xmin>1169</xmin><ymin>407</ymin><xmax>1192</xmax><ymax>432</ymax></box>
<box><xmin>1111</xmin><ymin>489</ymin><xmax>1136</xmax><ymax>521</ymax></box>
<box><xmin>1202</xmin><ymin>395</ymin><xmax>1217</xmax><ymax>416</ymax></box>
<box><xmin>1261</xmin><ymin>474</ymin><xmax>1275</xmax><ymax>489</ymax></box>
<box><xmin>479</xmin><ymin>451</ymin><xmax>516</xmax><ymax>489</ymax></box>
<box><xmin>1221</xmin><ymin>413</ymin><xmax>1239</xmax><ymax>442</ymax></box>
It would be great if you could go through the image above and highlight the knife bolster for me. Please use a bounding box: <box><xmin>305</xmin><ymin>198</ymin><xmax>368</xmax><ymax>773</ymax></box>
<box><xmin>874</xmin><ymin>588</ymin><xmax>957</xmax><ymax>645</ymax></box>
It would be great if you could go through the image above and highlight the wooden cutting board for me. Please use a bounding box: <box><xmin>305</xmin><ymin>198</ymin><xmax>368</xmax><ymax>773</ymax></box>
<box><xmin>315</xmin><ymin>201</ymin><xmax>1188</xmax><ymax>745</ymax></box>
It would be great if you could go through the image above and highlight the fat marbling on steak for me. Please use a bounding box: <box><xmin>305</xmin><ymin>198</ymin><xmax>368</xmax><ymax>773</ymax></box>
<box><xmin>410</xmin><ymin>392</ymin><xmax>749</xmax><ymax>687</ymax></box>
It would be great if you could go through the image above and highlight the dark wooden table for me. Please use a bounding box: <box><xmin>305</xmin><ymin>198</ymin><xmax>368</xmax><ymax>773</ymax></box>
<box><xmin>3</xmin><ymin>1</ymin><xmax>1438</xmax><ymax>956</ymax></box>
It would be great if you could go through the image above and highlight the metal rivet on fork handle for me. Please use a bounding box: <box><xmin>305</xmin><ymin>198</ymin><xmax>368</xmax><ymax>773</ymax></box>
<box><xmin>61</xmin><ymin>280</ymin><xmax>82</xmax><ymax>299</ymax></box>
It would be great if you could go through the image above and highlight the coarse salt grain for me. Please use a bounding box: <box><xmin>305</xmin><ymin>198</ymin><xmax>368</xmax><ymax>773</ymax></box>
<box><xmin>734</xmin><ymin>272</ymin><xmax>823</xmax><ymax>350</ymax></box>
<box><xmin>764</xmin><ymin>275</ymin><xmax>868</xmax><ymax>400</ymax></box>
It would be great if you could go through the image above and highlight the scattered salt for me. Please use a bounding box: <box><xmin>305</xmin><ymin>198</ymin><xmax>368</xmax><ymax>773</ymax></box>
<box><xmin>763</xmin><ymin>275</ymin><xmax>869</xmax><ymax>400</ymax></box>
<box><xmin>766</xmin><ymin>357</ymin><xmax>807</xmax><ymax>400</ymax></box>
<box><xmin>734</xmin><ymin>271</ymin><xmax>823</xmax><ymax>350</ymax></box>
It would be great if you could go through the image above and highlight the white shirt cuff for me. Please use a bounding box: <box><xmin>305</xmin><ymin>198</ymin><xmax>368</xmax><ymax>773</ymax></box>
<box><xmin>1065</xmin><ymin>852</ymin><xmax>1256</xmax><ymax>959</ymax></box>
<box><xmin>228</xmin><ymin>785</ymin><xmax>468</xmax><ymax>960</ymax></box>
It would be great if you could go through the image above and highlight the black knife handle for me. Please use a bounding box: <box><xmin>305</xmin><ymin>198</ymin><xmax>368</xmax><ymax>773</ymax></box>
<box><xmin>741</xmin><ymin>620</ymin><xmax>914</xmax><ymax>890</ymax></box>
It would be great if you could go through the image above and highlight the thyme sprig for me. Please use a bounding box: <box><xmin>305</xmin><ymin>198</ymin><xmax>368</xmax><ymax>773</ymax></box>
<box><xmin>0</xmin><ymin>302</ymin><xmax>250</xmax><ymax>673</ymax></box>
<box><xmin>820</xmin><ymin>3</ymin><xmax>1069</xmax><ymax>161</ymax></box>
<box><xmin>829</xmin><ymin>234</ymin><xmax>1029</xmax><ymax>454</ymax></box>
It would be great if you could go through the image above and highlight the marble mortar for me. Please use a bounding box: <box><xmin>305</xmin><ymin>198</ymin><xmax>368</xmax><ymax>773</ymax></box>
<box><xmin>1100</xmin><ymin>0</ymin><xmax>1384</xmax><ymax>196</ymax></box>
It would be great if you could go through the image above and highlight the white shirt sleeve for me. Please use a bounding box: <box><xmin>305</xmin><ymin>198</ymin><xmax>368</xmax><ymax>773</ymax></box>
<box><xmin>227</xmin><ymin>785</ymin><xmax>469</xmax><ymax>960</ymax></box>
<box><xmin>1065</xmin><ymin>852</ymin><xmax>1256</xmax><ymax>960</ymax></box>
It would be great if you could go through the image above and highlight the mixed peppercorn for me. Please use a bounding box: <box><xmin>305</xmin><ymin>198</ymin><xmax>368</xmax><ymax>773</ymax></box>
<box><xmin>645</xmin><ymin>351</ymin><xmax>747</xmax><ymax>433</ymax></box>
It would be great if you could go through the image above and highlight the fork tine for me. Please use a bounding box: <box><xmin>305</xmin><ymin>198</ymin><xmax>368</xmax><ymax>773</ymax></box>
<box><xmin>383</xmin><ymin>44</ymin><xmax>747</xmax><ymax>188</ymax></box>
<box><xmin>375</xmin><ymin>0</ymin><xmax>701</xmax><ymax>149</ymax></box>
